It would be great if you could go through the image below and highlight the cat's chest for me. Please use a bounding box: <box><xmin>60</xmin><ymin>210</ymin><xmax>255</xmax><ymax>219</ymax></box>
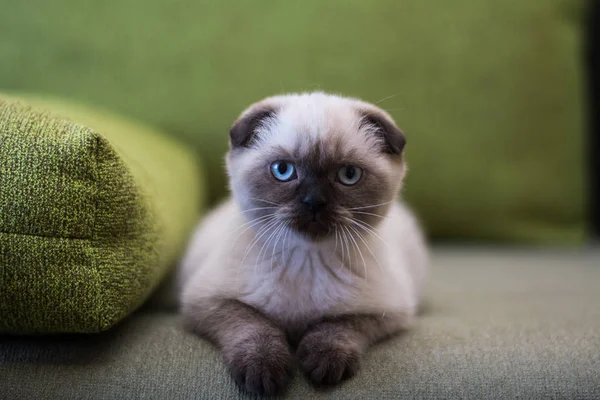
<box><xmin>238</xmin><ymin>250</ymin><xmax>362</xmax><ymax>323</ymax></box>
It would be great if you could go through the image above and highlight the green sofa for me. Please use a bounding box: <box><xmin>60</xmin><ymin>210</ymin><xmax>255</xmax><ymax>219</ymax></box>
<box><xmin>2</xmin><ymin>249</ymin><xmax>599</xmax><ymax>399</ymax></box>
<box><xmin>1</xmin><ymin>0</ymin><xmax>599</xmax><ymax>398</ymax></box>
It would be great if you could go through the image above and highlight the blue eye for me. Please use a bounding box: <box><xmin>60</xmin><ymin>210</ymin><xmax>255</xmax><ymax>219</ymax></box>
<box><xmin>337</xmin><ymin>165</ymin><xmax>362</xmax><ymax>185</ymax></box>
<box><xmin>270</xmin><ymin>161</ymin><xmax>296</xmax><ymax>182</ymax></box>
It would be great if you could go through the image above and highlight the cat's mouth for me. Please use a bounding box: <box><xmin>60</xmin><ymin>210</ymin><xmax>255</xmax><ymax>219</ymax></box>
<box><xmin>293</xmin><ymin>213</ymin><xmax>332</xmax><ymax>240</ymax></box>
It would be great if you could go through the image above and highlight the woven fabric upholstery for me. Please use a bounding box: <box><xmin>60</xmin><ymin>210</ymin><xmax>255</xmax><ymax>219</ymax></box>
<box><xmin>0</xmin><ymin>96</ymin><xmax>204</xmax><ymax>333</ymax></box>
<box><xmin>0</xmin><ymin>0</ymin><xmax>586</xmax><ymax>244</ymax></box>
<box><xmin>1</xmin><ymin>249</ymin><xmax>598</xmax><ymax>399</ymax></box>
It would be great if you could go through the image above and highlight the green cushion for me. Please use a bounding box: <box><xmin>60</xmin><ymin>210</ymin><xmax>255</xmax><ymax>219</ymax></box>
<box><xmin>0</xmin><ymin>95</ymin><xmax>204</xmax><ymax>334</ymax></box>
<box><xmin>0</xmin><ymin>0</ymin><xmax>586</xmax><ymax>244</ymax></box>
<box><xmin>1</xmin><ymin>249</ymin><xmax>598</xmax><ymax>398</ymax></box>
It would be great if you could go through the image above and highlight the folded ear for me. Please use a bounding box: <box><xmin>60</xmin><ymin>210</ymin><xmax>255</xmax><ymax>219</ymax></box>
<box><xmin>359</xmin><ymin>109</ymin><xmax>406</xmax><ymax>155</ymax></box>
<box><xmin>229</xmin><ymin>106</ymin><xmax>277</xmax><ymax>149</ymax></box>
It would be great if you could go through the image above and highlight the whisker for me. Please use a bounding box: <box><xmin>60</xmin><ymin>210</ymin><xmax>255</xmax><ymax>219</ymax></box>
<box><xmin>342</xmin><ymin>226</ymin><xmax>363</xmax><ymax>281</ymax></box>
<box><xmin>231</xmin><ymin>213</ymin><xmax>276</xmax><ymax>234</ymax></box>
<box><xmin>347</xmin><ymin>216</ymin><xmax>381</xmax><ymax>234</ymax></box>
<box><xmin>344</xmin><ymin>225</ymin><xmax>367</xmax><ymax>280</ymax></box>
<box><xmin>257</xmin><ymin>221</ymin><xmax>284</xmax><ymax>273</ymax></box>
<box><xmin>230</xmin><ymin>215</ymin><xmax>277</xmax><ymax>252</ymax></box>
<box><xmin>340</xmin><ymin>224</ymin><xmax>350</xmax><ymax>266</ymax></box>
<box><xmin>345</xmin><ymin>217</ymin><xmax>390</xmax><ymax>250</ymax></box>
<box><xmin>351</xmin><ymin>211</ymin><xmax>389</xmax><ymax>219</ymax></box>
<box><xmin>233</xmin><ymin>218</ymin><xmax>276</xmax><ymax>281</ymax></box>
<box><xmin>282</xmin><ymin>223</ymin><xmax>291</xmax><ymax>266</ymax></box>
<box><xmin>347</xmin><ymin>200</ymin><xmax>394</xmax><ymax>211</ymax></box>
<box><xmin>244</xmin><ymin>219</ymin><xmax>278</xmax><ymax>257</ymax></box>
<box><xmin>332</xmin><ymin>223</ymin><xmax>339</xmax><ymax>257</ymax></box>
<box><xmin>375</xmin><ymin>92</ymin><xmax>401</xmax><ymax>104</ymax></box>
<box><xmin>269</xmin><ymin>222</ymin><xmax>288</xmax><ymax>271</ymax></box>
<box><xmin>255</xmin><ymin>219</ymin><xmax>281</xmax><ymax>261</ymax></box>
<box><xmin>254</xmin><ymin>220</ymin><xmax>282</xmax><ymax>277</ymax></box>
<box><xmin>239</xmin><ymin>206</ymin><xmax>279</xmax><ymax>214</ymax></box>
<box><xmin>339</xmin><ymin>223</ymin><xmax>350</xmax><ymax>267</ymax></box>
<box><xmin>230</xmin><ymin>215</ymin><xmax>277</xmax><ymax>249</ymax></box>
<box><xmin>348</xmin><ymin>224</ymin><xmax>384</xmax><ymax>273</ymax></box>
<box><xmin>235</xmin><ymin>221</ymin><xmax>271</xmax><ymax>277</ymax></box>
<box><xmin>255</xmin><ymin>222</ymin><xmax>280</xmax><ymax>277</ymax></box>
<box><xmin>248</xmin><ymin>197</ymin><xmax>282</xmax><ymax>207</ymax></box>
<box><xmin>237</xmin><ymin>218</ymin><xmax>280</xmax><ymax>274</ymax></box>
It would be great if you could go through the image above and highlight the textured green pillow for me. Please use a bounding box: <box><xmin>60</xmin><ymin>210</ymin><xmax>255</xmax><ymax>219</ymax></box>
<box><xmin>0</xmin><ymin>0</ymin><xmax>585</xmax><ymax>244</ymax></box>
<box><xmin>0</xmin><ymin>96</ymin><xmax>204</xmax><ymax>334</ymax></box>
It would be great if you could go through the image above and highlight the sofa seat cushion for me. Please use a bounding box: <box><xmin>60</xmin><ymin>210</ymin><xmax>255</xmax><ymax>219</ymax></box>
<box><xmin>1</xmin><ymin>249</ymin><xmax>598</xmax><ymax>398</ymax></box>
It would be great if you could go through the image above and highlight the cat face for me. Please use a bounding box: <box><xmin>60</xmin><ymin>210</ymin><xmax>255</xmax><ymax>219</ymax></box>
<box><xmin>226</xmin><ymin>92</ymin><xmax>406</xmax><ymax>242</ymax></box>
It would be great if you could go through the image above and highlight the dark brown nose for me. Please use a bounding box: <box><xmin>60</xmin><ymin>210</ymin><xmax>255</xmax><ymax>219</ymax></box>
<box><xmin>302</xmin><ymin>193</ymin><xmax>327</xmax><ymax>213</ymax></box>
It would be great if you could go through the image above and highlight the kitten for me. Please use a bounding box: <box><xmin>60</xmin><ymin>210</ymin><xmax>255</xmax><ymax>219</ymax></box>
<box><xmin>178</xmin><ymin>92</ymin><xmax>428</xmax><ymax>395</ymax></box>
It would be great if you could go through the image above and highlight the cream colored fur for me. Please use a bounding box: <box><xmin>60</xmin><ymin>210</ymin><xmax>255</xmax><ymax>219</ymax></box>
<box><xmin>178</xmin><ymin>92</ymin><xmax>428</xmax><ymax>331</ymax></box>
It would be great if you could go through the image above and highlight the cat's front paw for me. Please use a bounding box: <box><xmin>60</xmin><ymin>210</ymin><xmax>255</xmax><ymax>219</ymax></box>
<box><xmin>297</xmin><ymin>328</ymin><xmax>363</xmax><ymax>385</ymax></box>
<box><xmin>225</xmin><ymin>333</ymin><xmax>294</xmax><ymax>395</ymax></box>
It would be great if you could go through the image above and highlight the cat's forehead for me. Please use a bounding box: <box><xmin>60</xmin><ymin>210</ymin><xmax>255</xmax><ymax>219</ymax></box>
<box><xmin>257</xmin><ymin>93</ymin><xmax>379</xmax><ymax>160</ymax></box>
<box><xmin>276</xmin><ymin>93</ymin><xmax>359</xmax><ymax>128</ymax></box>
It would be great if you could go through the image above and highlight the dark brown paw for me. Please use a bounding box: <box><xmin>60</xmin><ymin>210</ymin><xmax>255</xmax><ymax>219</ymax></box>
<box><xmin>297</xmin><ymin>328</ymin><xmax>363</xmax><ymax>385</ymax></box>
<box><xmin>225</xmin><ymin>333</ymin><xmax>293</xmax><ymax>395</ymax></box>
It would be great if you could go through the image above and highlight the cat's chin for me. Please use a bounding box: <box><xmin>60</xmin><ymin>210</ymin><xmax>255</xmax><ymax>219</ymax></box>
<box><xmin>294</xmin><ymin>219</ymin><xmax>332</xmax><ymax>242</ymax></box>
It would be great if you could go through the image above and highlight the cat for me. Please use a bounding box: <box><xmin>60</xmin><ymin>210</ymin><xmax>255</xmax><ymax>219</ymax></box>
<box><xmin>178</xmin><ymin>92</ymin><xmax>428</xmax><ymax>395</ymax></box>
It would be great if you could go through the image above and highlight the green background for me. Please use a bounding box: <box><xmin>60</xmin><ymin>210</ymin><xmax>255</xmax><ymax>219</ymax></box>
<box><xmin>0</xmin><ymin>0</ymin><xmax>587</xmax><ymax>243</ymax></box>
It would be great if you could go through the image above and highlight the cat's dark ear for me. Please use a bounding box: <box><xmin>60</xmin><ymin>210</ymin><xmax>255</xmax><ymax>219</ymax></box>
<box><xmin>229</xmin><ymin>106</ymin><xmax>277</xmax><ymax>149</ymax></box>
<box><xmin>359</xmin><ymin>109</ymin><xmax>406</xmax><ymax>155</ymax></box>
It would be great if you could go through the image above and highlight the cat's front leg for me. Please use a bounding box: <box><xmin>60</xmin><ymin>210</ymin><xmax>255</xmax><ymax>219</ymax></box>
<box><xmin>297</xmin><ymin>313</ymin><xmax>410</xmax><ymax>385</ymax></box>
<box><xmin>182</xmin><ymin>298</ymin><xmax>293</xmax><ymax>395</ymax></box>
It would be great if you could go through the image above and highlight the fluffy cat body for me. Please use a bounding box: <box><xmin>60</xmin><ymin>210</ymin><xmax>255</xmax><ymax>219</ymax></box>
<box><xmin>180</xmin><ymin>198</ymin><xmax>426</xmax><ymax>334</ymax></box>
<box><xmin>179</xmin><ymin>92</ymin><xmax>427</xmax><ymax>395</ymax></box>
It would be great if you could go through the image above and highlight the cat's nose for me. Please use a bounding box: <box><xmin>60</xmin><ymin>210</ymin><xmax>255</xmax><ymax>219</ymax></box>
<box><xmin>302</xmin><ymin>193</ymin><xmax>327</xmax><ymax>213</ymax></box>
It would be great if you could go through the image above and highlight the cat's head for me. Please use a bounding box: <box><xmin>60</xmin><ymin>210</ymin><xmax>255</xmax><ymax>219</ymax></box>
<box><xmin>226</xmin><ymin>92</ymin><xmax>406</xmax><ymax>242</ymax></box>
